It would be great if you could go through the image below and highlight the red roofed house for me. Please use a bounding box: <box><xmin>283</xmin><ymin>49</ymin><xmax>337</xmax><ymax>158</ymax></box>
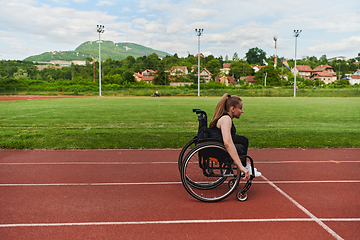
<box><xmin>313</xmin><ymin>64</ymin><xmax>336</xmax><ymax>74</ymax></box>
<box><xmin>345</xmin><ymin>70</ymin><xmax>360</xmax><ymax>85</ymax></box>
<box><xmin>215</xmin><ymin>76</ymin><xmax>235</xmax><ymax>86</ymax></box>
<box><xmin>310</xmin><ymin>72</ymin><xmax>336</xmax><ymax>84</ymax></box>
<box><xmin>310</xmin><ymin>65</ymin><xmax>337</xmax><ymax>84</ymax></box>
<box><xmin>133</xmin><ymin>69</ymin><xmax>157</xmax><ymax>83</ymax></box>
<box><xmin>251</xmin><ymin>65</ymin><xmax>264</xmax><ymax>73</ymax></box>
<box><xmin>133</xmin><ymin>72</ymin><xmax>143</xmax><ymax>80</ymax></box>
<box><xmin>245</xmin><ymin>76</ymin><xmax>255</xmax><ymax>85</ymax></box>
<box><xmin>142</xmin><ymin>69</ymin><xmax>156</xmax><ymax>76</ymax></box>
<box><xmin>170</xmin><ymin>66</ymin><xmax>188</xmax><ymax>76</ymax></box>
<box><xmin>346</xmin><ymin>74</ymin><xmax>360</xmax><ymax>85</ymax></box>
<box><xmin>192</xmin><ymin>68</ymin><xmax>213</xmax><ymax>82</ymax></box>
<box><xmin>240</xmin><ymin>76</ymin><xmax>256</xmax><ymax>85</ymax></box>
<box><xmin>220</xmin><ymin>63</ymin><xmax>231</xmax><ymax>75</ymax></box>
<box><xmin>200</xmin><ymin>68</ymin><xmax>213</xmax><ymax>82</ymax></box>
<box><xmin>292</xmin><ymin>65</ymin><xmax>313</xmax><ymax>79</ymax></box>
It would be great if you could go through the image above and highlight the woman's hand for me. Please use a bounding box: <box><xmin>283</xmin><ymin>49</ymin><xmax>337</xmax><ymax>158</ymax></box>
<box><xmin>239</xmin><ymin>165</ymin><xmax>250</xmax><ymax>180</ymax></box>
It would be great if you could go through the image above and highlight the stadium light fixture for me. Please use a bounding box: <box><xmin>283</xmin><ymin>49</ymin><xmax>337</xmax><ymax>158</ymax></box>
<box><xmin>293</xmin><ymin>30</ymin><xmax>301</xmax><ymax>97</ymax></box>
<box><xmin>97</xmin><ymin>25</ymin><xmax>105</xmax><ymax>96</ymax></box>
<box><xmin>195</xmin><ymin>29</ymin><xmax>203</xmax><ymax>97</ymax></box>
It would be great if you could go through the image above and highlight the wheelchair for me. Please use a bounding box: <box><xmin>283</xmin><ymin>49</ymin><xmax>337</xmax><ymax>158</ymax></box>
<box><xmin>179</xmin><ymin>108</ymin><xmax>255</xmax><ymax>202</ymax></box>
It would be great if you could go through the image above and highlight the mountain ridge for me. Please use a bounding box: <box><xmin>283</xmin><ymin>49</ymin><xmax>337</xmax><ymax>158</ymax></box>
<box><xmin>24</xmin><ymin>41</ymin><xmax>170</xmax><ymax>62</ymax></box>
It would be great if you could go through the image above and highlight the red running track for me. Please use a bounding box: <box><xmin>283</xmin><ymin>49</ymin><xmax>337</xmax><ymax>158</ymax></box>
<box><xmin>0</xmin><ymin>96</ymin><xmax>83</xmax><ymax>101</ymax></box>
<box><xmin>0</xmin><ymin>148</ymin><xmax>359</xmax><ymax>239</ymax></box>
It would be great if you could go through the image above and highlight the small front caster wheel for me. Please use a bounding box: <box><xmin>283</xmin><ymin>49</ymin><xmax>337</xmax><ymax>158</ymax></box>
<box><xmin>237</xmin><ymin>190</ymin><xmax>248</xmax><ymax>201</ymax></box>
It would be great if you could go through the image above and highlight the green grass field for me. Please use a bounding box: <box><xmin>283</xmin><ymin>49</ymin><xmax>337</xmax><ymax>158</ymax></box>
<box><xmin>0</xmin><ymin>97</ymin><xmax>359</xmax><ymax>149</ymax></box>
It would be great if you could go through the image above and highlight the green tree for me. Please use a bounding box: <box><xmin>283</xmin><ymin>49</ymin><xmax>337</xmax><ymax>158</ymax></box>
<box><xmin>246</xmin><ymin>47</ymin><xmax>266</xmax><ymax>65</ymax></box>
<box><xmin>122</xmin><ymin>70</ymin><xmax>135</xmax><ymax>83</ymax></box>
<box><xmin>206</xmin><ymin>59</ymin><xmax>221</xmax><ymax>77</ymax></box>
<box><xmin>104</xmin><ymin>74</ymin><xmax>122</xmax><ymax>84</ymax></box>
<box><xmin>13</xmin><ymin>68</ymin><xmax>28</xmax><ymax>79</ymax></box>
<box><xmin>319</xmin><ymin>55</ymin><xmax>328</xmax><ymax>65</ymax></box>
<box><xmin>229</xmin><ymin>60</ymin><xmax>253</xmax><ymax>79</ymax></box>
<box><xmin>205</xmin><ymin>55</ymin><xmax>215</xmax><ymax>64</ymax></box>
<box><xmin>254</xmin><ymin>65</ymin><xmax>281</xmax><ymax>86</ymax></box>
<box><xmin>152</xmin><ymin>60</ymin><xmax>168</xmax><ymax>85</ymax></box>
<box><xmin>232</xmin><ymin>52</ymin><xmax>239</xmax><ymax>61</ymax></box>
<box><xmin>144</xmin><ymin>53</ymin><xmax>160</xmax><ymax>70</ymax></box>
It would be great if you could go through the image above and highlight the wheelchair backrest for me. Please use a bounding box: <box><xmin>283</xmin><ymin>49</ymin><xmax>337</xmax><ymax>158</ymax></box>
<box><xmin>193</xmin><ymin>108</ymin><xmax>208</xmax><ymax>140</ymax></box>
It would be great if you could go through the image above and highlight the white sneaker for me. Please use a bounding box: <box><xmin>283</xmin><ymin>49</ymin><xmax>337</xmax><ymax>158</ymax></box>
<box><xmin>246</xmin><ymin>164</ymin><xmax>261</xmax><ymax>177</ymax></box>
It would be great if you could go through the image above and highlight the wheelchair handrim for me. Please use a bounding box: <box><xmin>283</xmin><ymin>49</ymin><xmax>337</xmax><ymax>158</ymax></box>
<box><xmin>181</xmin><ymin>143</ymin><xmax>241</xmax><ymax>202</ymax></box>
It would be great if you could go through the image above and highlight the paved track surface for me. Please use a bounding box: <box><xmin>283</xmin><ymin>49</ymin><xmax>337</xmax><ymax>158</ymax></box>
<box><xmin>0</xmin><ymin>96</ymin><xmax>82</xmax><ymax>101</ymax></box>
<box><xmin>0</xmin><ymin>148</ymin><xmax>359</xmax><ymax>239</ymax></box>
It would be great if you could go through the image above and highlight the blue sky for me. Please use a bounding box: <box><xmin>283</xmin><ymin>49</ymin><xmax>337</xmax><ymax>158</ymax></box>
<box><xmin>1</xmin><ymin>0</ymin><xmax>359</xmax><ymax>61</ymax></box>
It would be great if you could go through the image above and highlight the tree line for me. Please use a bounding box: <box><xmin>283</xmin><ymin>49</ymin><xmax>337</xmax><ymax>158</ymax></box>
<box><xmin>1</xmin><ymin>48</ymin><xmax>359</xmax><ymax>90</ymax></box>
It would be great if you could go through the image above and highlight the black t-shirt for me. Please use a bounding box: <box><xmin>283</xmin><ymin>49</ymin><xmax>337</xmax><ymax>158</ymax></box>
<box><xmin>208</xmin><ymin>112</ymin><xmax>236</xmax><ymax>141</ymax></box>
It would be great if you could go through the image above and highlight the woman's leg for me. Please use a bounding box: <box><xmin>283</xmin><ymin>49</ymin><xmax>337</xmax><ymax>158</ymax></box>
<box><xmin>232</xmin><ymin>135</ymin><xmax>248</xmax><ymax>167</ymax></box>
<box><xmin>232</xmin><ymin>135</ymin><xmax>248</xmax><ymax>154</ymax></box>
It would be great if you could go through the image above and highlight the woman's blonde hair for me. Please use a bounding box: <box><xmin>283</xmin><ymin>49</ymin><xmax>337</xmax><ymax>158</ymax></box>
<box><xmin>209</xmin><ymin>93</ymin><xmax>242</xmax><ymax>128</ymax></box>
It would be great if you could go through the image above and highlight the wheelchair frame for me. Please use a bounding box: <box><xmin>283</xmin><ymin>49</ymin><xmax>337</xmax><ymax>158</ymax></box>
<box><xmin>179</xmin><ymin>108</ymin><xmax>255</xmax><ymax>202</ymax></box>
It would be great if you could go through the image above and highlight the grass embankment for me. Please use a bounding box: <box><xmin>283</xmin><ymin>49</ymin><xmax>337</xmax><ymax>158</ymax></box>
<box><xmin>0</xmin><ymin>97</ymin><xmax>359</xmax><ymax>149</ymax></box>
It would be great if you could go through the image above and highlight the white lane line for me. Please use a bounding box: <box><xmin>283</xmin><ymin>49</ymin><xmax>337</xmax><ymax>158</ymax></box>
<box><xmin>256</xmin><ymin>161</ymin><xmax>360</xmax><ymax>164</ymax></box>
<box><xmin>0</xmin><ymin>182</ymin><xmax>181</xmax><ymax>187</ymax></box>
<box><xmin>0</xmin><ymin>162</ymin><xmax>176</xmax><ymax>165</ymax></box>
<box><xmin>261</xmin><ymin>175</ymin><xmax>344</xmax><ymax>240</ymax></box>
<box><xmin>259</xmin><ymin>180</ymin><xmax>360</xmax><ymax>184</ymax></box>
<box><xmin>1</xmin><ymin>180</ymin><xmax>359</xmax><ymax>187</ymax></box>
<box><xmin>1</xmin><ymin>160</ymin><xmax>359</xmax><ymax>165</ymax></box>
<box><xmin>1</xmin><ymin>218</ymin><xmax>359</xmax><ymax>228</ymax></box>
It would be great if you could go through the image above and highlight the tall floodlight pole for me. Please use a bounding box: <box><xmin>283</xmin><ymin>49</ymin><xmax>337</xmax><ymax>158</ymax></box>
<box><xmin>97</xmin><ymin>25</ymin><xmax>105</xmax><ymax>96</ymax></box>
<box><xmin>273</xmin><ymin>36</ymin><xmax>277</xmax><ymax>68</ymax></box>
<box><xmin>293</xmin><ymin>30</ymin><xmax>301</xmax><ymax>97</ymax></box>
<box><xmin>195</xmin><ymin>28</ymin><xmax>203</xmax><ymax>97</ymax></box>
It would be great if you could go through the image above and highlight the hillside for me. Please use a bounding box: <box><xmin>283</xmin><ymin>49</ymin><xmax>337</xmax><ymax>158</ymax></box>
<box><xmin>24</xmin><ymin>41</ymin><xmax>170</xmax><ymax>62</ymax></box>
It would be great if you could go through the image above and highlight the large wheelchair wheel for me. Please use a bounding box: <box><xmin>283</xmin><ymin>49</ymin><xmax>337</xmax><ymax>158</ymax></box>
<box><xmin>178</xmin><ymin>137</ymin><xmax>196</xmax><ymax>173</ymax></box>
<box><xmin>181</xmin><ymin>142</ymin><xmax>240</xmax><ymax>202</ymax></box>
<box><xmin>180</xmin><ymin>140</ymin><xmax>227</xmax><ymax>191</ymax></box>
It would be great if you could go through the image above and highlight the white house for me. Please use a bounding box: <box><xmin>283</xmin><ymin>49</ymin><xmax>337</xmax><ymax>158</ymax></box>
<box><xmin>345</xmin><ymin>70</ymin><xmax>360</xmax><ymax>85</ymax></box>
<box><xmin>220</xmin><ymin>63</ymin><xmax>231</xmax><ymax>75</ymax></box>
<box><xmin>170</xmin><ymin>66</ymin><xmax>188</xmax><ymax>76</ymax></box>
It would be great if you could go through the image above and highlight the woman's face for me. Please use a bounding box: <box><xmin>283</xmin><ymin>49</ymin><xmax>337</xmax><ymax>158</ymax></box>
<box><xmin>231</xmin><ymin>101</ymin><xmax>244</xmax><ymax>119</ymax></box>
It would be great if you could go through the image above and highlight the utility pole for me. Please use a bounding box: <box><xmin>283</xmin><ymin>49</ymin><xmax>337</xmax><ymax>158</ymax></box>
<box><xmin>97</xmin><ymin>25</ymin><xmax>105</xmax><ymax>96</ymax></box>
<box><xmin>93</xmin><ymin>57</ymin><xmax>95</xmax><ymax>83</ymax></box>
<box><xmin>293</xmin><ymin>30</ymin><xmax>302</xmax><ymax>97</ymax></box>
<box><xmin>273</xmin><ymin>36</ymin><xmax>277</xmax><ymax>68</ymax></box>
<box><xmin>195</xmin><ymin>28</ymin><xmax>203</xmax><ymax>97</ymax></box>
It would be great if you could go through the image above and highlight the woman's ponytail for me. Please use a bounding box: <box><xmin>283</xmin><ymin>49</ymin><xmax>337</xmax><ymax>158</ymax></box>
<box><xmin>209</xmin><ymin>93</ymin><xmax>232</xmax><ymax>128</ymax></box>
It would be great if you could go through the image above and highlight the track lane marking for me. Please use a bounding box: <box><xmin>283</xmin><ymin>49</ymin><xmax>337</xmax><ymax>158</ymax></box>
<box><xmin>1</xmin><ymin>218</ymin><xmax>359</xmax><ymax>228</ymax></box>
<box><xmin>261</xmin><ymin>175</ymin><xmax>344</xmax><ymax>240</ymax></box>
<box><xmin>1</xmin><ymin>160</ymin><xmax>360</xmax><ymax>165</ymax></box>
<box><xmin>1</xmin><ymin>180</ymin><xmax>359</xmax><ymax>187</ymax></box>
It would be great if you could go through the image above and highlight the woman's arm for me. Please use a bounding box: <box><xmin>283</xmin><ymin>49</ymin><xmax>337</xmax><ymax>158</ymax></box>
<box><xmin>218</xmin><ymin>116</ymin><xmax>250</xmax><ymax>180</ymax></box>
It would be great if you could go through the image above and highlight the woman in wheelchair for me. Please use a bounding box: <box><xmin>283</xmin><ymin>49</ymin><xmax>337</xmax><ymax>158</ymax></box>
<box><xmin>208</xmin><ymin>93</ymin><xmax>261</xmax><ymax>178</ymax></box>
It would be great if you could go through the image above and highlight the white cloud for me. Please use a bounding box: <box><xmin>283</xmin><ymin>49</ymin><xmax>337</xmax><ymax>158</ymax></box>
<box><xmin>308</xmin><ymin>36</ymin><xmax>360</xmax><ymax>58</ymax></box>
<box><xmin>96</xmin><ymin>0</ymin><xmax>115</xmax><ymax>6</ymax></box>
<box><xmin>0</xmin><ymin>1</ymin><xmax>119</xmax><ymax>59</ymax></box>
<box><xmin>0</xmin><ymin>0</ymin><xmax>360</xmax><ymax>59</ymax></box>
<box><xmin>121</xmin><ymin>7</ymin><xmax>131</xmax><ymax>12</ymax></box>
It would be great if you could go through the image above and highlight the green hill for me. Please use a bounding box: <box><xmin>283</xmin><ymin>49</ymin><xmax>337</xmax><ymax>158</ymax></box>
<box><xmin>24</xmin><ymin>41</ymin><xmax>170</xmax><ymax>62</ymax></box>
